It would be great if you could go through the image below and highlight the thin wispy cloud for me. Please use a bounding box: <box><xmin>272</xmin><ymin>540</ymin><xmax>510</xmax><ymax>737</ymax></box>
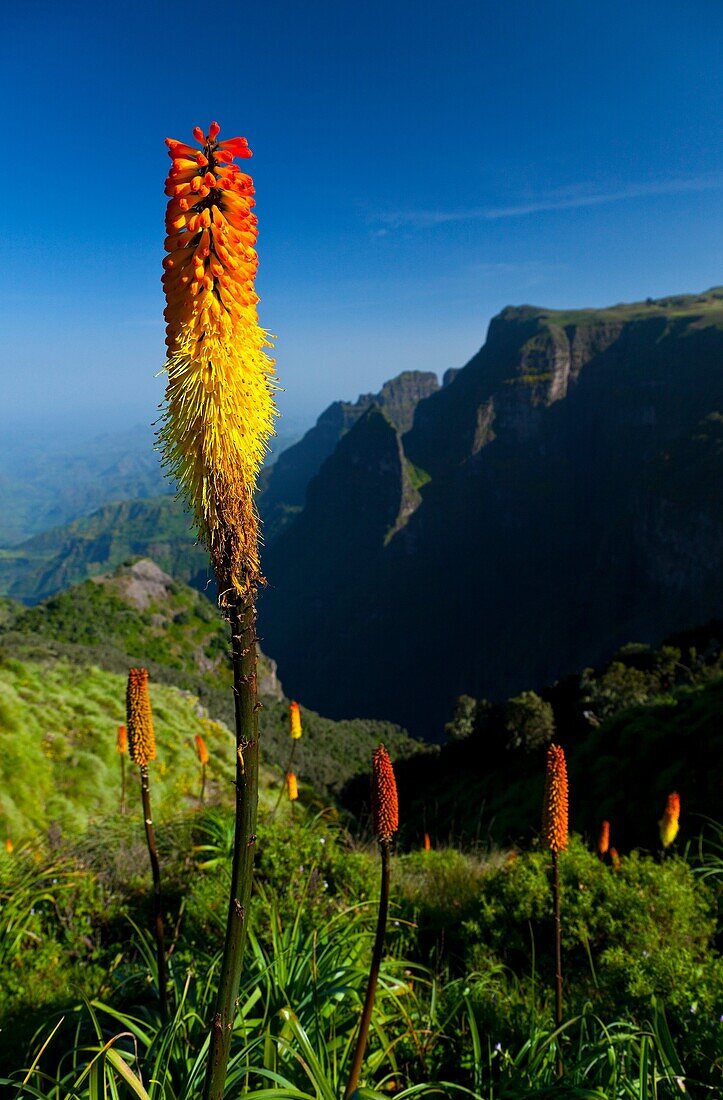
<box><xmin>379</xmin><ymin>176</ymin><xmax>723</xmax><ymax>229</ymax></box>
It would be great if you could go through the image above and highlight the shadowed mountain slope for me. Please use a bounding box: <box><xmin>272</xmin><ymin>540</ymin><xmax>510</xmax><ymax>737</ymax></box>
<box><xmin>260</xmin><ymin>288</ymin><xmax>723</xmax><ymax>738</ymax></box>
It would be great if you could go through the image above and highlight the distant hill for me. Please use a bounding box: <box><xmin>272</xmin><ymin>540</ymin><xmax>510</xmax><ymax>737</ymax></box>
<box><xmin>260</xmin><ymin>287</ymin><xmax>723</xmax><ymax>737</ymax></box>
<box><xmin>0</xmin><ymin>418</ymin><xmax>306</xmax><ymax>552</ymax></box>
<box><xmin>0</xmin><ymin>559</ymin><xmax>422</xmax><ymax>806</ymax></box>
<box><xmin>0</xmin><ymin>497</ymin><xmax>207</xmax><ymax>604</ymax></box>
<box><xmin>0</xmin><ymin>425</ymin><xmax>171</xmax><ymax>548</ymax></box>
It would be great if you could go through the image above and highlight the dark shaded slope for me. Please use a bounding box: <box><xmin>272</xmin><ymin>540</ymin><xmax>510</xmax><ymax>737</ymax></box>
<box><xmin>261</xmin><ymin>290</ymin><xmax>723</xmax><ymax>738</ymax></box>
<box><xmin>260</xmin><ymin>370</ymin><xmax>438</xmax><ymax>540</ymax></box>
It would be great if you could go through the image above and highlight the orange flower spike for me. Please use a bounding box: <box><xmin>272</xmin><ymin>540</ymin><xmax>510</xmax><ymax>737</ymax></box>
<box><xmin>609</xmin><ymin>847</ymin><xmax>621</xmax><ymax>871</ymax></box>
<box><xmin>598</xmin><ymin>820</ymin><xmax>610</xmax><ymax>856</ymax></box>
<box><xmin>5</xmin><ymin>838</ymin><xmax>13</xmax><ymax>855</ymax></box>
<box><xmin>159</xmin><ymin>122</ymin><xmax>276</xmax><ymax>598</ymax></box>
<box><xmin>371</xmin><ymin>744</ymin><xmax>399</xmax><ymax>844</ymax></box>
<box><xmin>541</xmin><ymin>743</ymin><xmax>569</xmax><ymax>852</ymax></box>
<box><xmin>116</xmin><ymin>724</ymin><xmax>128</xmax><ymax>755</ymax></box>
<box><xmin>286</xmin><ymin>772</ymin><xmax>299</xmax><ymax>801</ymax></box>
<box><xmin>126</xmin><ymin>668</ymin><xmax>157</xmax><ymax>766</ymax></box>
<box><xmin>289</xmin><ymin>701</ymin><xmax>302</xmax><ymax>740</ymax></box>
<box><xmin>659</xmin><ymin>791</ymin><xmax>681</xmax><ymax>849</ymax></box>
<box><xmin>195</xmin><ymin>733</ymin><xmax>210</xmax><ymax>766</ymax></box>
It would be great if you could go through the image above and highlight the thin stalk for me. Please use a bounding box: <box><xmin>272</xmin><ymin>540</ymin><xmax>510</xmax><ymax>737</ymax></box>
<box><xmin>139</xmin><ymin>763</ymin><xmax>168</xmax><ymax>1021</ymax></box>
<box><xmin>552</xmin><ymin>849</ymin><xmax>563</xmax><ymax>1076</ymax></box>
<box><xmin>120</xmin><ymin>753</ymin><xmax>126</xmax><ymax>815</ymax></box>
<box><xmin>200</xmin><ymin>762</ymin><xmax>207</xmax><ymax>804</ymax></box>
<box><xmin>204</xmin><ymin>596</ymin><xmax>260</xmax><ymax>1100</ymax></box>
<box><xmin>272</xmin><ymin>738</ymin><xmax>298</xmax><ymax>817</ymax></box>
<box><xmin>344</xmin><ymin>839</ymin><xmax>391</xmax><ymax>1099</ymax></box>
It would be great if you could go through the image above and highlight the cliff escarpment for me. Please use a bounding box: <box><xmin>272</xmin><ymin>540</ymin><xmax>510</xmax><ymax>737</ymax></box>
<box><xmin>260</xmin><ymin>288</ymin><xmax>723</xmax><ymax>737</ymax></box>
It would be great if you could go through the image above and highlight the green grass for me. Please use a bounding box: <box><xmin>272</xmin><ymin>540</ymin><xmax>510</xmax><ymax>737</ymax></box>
<box><xmin>0</xmin><ymin>655</ymin><xmax>244</xmax><ymax>837</ymax></box>
<box><xmin>0</xmin><ymin>813</ymin><xmax>720</xmax><ymax>1096</ymax></box>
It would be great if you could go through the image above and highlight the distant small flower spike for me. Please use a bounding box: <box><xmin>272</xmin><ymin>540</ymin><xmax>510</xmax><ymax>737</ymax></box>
<box><xmin>609</xmin><ymin>846</ymin><xmax>621</xmax><ymax>871</ymax></box>
<box><xmin>116</xmin><ymin>724</ymin><xmax>128</xmax><ymax>754</ymax></box>
<box><xmin>598</xmin><ymin>820</ymin><xmax>610</xmax><ymax>856</ymax></box>
<box><xmin>286</xmin><ymin>771</ymin><xmax>299</xmax><ymax>801</ymax></box>
<box><xmin>371</xmin><ymin>744</ymin><xmax>399</xmax><ymax>843</ymax></box>
<box><xmin>542</xmin><ymin>744</ymin><xmax>568</xmax><ymax>852</ymax></box>
<box><xmin>659</xmin><ymin>791</ymin><xmax>680</xmax><ymax>849</ymax></box>
<box><xmin>289</xmin><ymin>701</ymin><xmax>302</xmax><ymax>740</ymax></box>
<box><xmin>160</xmin><ymin>122</ymin><xmax>277</xmax><ymax>599</ymax></box>
<box><xmin>195</xmin><ymin>733</ymin><xmax>210</xmax><ymax>765</ymax></box>
<box><xmin>126</xmin><ymin>668</ymin><xmax>156</xmax><ymax>766</ymax></box>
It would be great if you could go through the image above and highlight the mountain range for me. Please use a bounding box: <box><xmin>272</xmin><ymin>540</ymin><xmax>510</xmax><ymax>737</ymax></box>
<box><xmin>260</xmin><ymin>288</ymin><xmax>723</xmax><ymax>737</ymax></box>
<box><xmin>2</xmin><ymin>288</ymin><xmax>722</xmax><ymax>742</ymax></box>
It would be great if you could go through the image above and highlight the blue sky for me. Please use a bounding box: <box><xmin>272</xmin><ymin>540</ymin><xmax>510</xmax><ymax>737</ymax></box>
<box><xmin>2</xmin><ymin>0</ymin><xmax>721</xmax><ymax>436</ymax></box>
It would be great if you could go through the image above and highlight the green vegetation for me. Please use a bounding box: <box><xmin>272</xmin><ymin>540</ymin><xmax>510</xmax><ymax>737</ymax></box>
<box><xmin>0</xmin><ymin>497</ymin><xmax>206</xmax><ymax>604</ymax></box>
<box><xmin>385</xmin><ymin>632</ymin><xmax>723</xmax><ymax>851</ymax></box>
<box><xmin>1</xmin><ymin>557</ymin><xmax>723</xmax><ymax>1095</ymax></box>
<box><xmin>0</xmin><ymin>807</ymin><xmax>721</xmax><ymax>1095</ymax></box>
<box><xmin>503</xmin><ymin>285</ymin><xmax>723</xmax><ymax>329</ymax></box>
<box><xmin>0</xmin><ymin>655</ymin><xmax>240</xmax><ymax>837</ymax></box>
<box><xmin>0</xmin><ymin>560</ymin><xmax>423</xmax><ymax>819</ymax></box>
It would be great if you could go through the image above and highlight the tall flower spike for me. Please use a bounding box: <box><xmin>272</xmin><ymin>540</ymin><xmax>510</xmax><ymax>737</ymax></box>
<box><xmin>286</xmin><ymin>772</ymin><xmax>299</xmax><ymax>801</ymax></box>
<box><xmin>371</xmin><ymin>744</ymin><xmax>399</xmax><ymax>843</ymax></box>
<box><xmin>160</xmin><ymin>122</ymin><xmax>277</xmax><ymax>599</ymax></box>
<box><xmin>116</xmin><ymin>724</ymin><xmax>128</xmax><ymax>754</ymax></box>
<box><xmin>598</xmin><ymin>820</ymin><xmax>610</xmax><ymax>856</ymax></box>
<box><xmin>659</xmin><ymin>791</ymin><xmax>680</xmax><ymax>849</ymax></box>
<box><xmin>289</xmin><ymin>700</ymin><xmax>302</xmax><ymax>740</ymax></box>
<box><xmin>126</xmin><ymin>668</ymin><xmax>156</xmax><ymax>766</ymax></box>
<box><xmin>542</xmin><ymin>744</ymin><xmax>568</xmax><ymax>852</ymax></box>
<box><xmin>195</xmin><ymin>733</ymin><xmax>210</xmax><ymax>765</ymax></box>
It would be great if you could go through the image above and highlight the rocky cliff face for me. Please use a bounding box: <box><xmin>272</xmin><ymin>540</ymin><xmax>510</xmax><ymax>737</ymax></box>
<box><xmin>260</xmin><ymin>371</ymin><xmax>438</xmax><ymax>540</ymax></box>
<box><xmin>260</xmin><ymin>288</ymin><xmax>723</xmax><ymax>738</ymax></box>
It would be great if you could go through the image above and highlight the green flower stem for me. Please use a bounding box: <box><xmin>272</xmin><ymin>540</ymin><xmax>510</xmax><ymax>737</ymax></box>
<box><xmin>344</xmin><ymin>839</ymin><xmax>391</xmax><ymax>1099</ymax></box>
<box><xmin>139</xmin><ymin>763</ymin><xmax>168</xmax><ymax>1022</ymax></box>
<box><xmin>204</xmin><ymin>595</ymin><xmax>260</xmax><ymax>1100</ymax></box>
<box><xmin>552</xmin><ymin>848</ymin><xmax>563</xmax><ymax>1076</ymax></box>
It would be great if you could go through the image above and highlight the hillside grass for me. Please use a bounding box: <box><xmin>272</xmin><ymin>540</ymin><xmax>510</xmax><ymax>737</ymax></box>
<box><xmin>0</xmin><ymin>808</ymin><xmax>721</xmax><ymax>1094</ymax></box>
<box><xmin>0</xmin><ymin>655</ymin><xmax>246</xmax><ymax>837</ymax></box>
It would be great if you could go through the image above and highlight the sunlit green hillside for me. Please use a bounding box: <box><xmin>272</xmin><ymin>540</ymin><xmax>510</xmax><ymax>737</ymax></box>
<box><xmin>0</xmin><ymin>656</ymin><xmax>246</xmax><ymax>838</ymax></box>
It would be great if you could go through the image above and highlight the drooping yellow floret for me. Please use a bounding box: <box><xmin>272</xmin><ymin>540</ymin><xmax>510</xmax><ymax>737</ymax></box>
<box><xmin>659</xmin><ymin>791</ymin><xmax>680</xmax><ymax>849</ymax></box>
<box><xmin>160</xmin><ymin>123</ymin><xmax>277</xmax><ymax>598</ymax></box>
<box><xmin>289</xmin><ymin>701</ymin><xmax>302</xmax><ymax>740</ymax></box>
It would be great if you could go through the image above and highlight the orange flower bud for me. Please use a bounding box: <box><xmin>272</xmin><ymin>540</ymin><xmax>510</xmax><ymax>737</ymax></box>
<box><xmin>423</xmin><ymin>832</ymin><xmax>431</xmax><ymax>852</ymax></box>
<box><xmin>5</xmin><ymin>838</ymin><xmax>13</xmax><ymax>854</ymax></box>
<box><xmin>116</xmin><ymin>724</ymin><xmax>128</xmax><ymax>754</ymax></box>
<box><xmin>289</xmin><ymin>700</ymin><xmax>302</xmax><ymax>740</ymax></box>
<box><xmin>195</xmin><ymin>733</ymin><xmax>210</xmax><ymax>765</ymax></box>
<box><xmin>541</xmin><ymin>744</ymin><xmax>568</xmax><ymax>852</ymax></box>
<box><xmin>659</xmin><ymin>791</ymin><xmax>680</xmax><ymax>849</ymax></box>
<box><xmin>286</xmin><ymin>771</ymin><xmax>298</xmax><ymax>801</ymax></box>
<box><xmin>371</xmin><ymin>744</ymin><xmax>399</xmax><ymax>843</ymax></box>
<box><xmin>126</xmin><ymin>668</ymin><xmax>156</xmax><ymax>766</ymax></box>
<box><xmin>609</xmin><ymin>847</ymin><xmax>621</xmax><ymax>871</ymax></box>
<box><xmin>598</xmin><ymin>820</ymin><xmax>610</xmax><ymax>856</ymax></box>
